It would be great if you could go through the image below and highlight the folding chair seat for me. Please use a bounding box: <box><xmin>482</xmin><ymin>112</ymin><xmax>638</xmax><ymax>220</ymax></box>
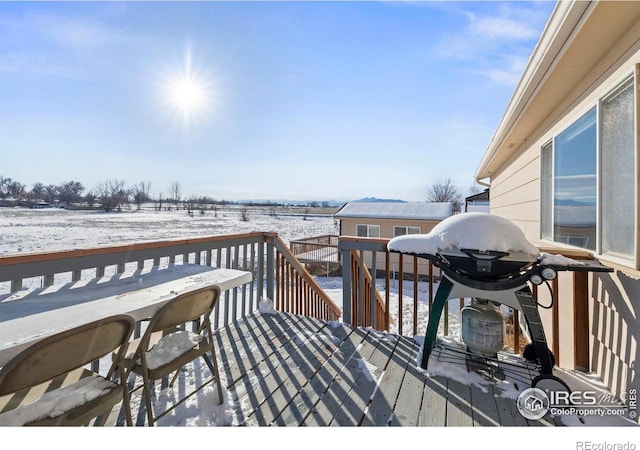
<box><xmin>0</xmin><ymin>314</ymin><xmax>135</xmax><ymax>426</ymax></box>
<box><xmin>121</xmin><ymin>286</ymin><xmax>223</xmax><ymax>426</ymax></box>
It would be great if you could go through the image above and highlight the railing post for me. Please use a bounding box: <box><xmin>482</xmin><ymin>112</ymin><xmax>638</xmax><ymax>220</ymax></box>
<box><xmin>370</xmin><ymin>251</ymin><xmax>377</xmax><ymax>326</ymax></box>
<box><xmin>341</xmin><ymin>247</ymin><xmax>352</xmax><ymax>325</ymax></box>
<box><xmin>357</xmin><ymin>251</ymin><xmax>364</xmax><ymax>327</ymax></box>
<box><xmin>10</xmin><ymin>279</ymin><xmax>22</xmax><ymax>292</ymax></box>
<box><xmin>266</xmin><ymin>236</ymin><xmax>275</xmax><ymax>302</ymax></box>
<box><xmin>552</xmin><ymin>277</ymin><xmax>560</xmax><ymax>366</ymax></box>
<box><xmin>573</xmin><ymin>271</ymin><xmax>589</xmax><ymax>371</ymax></box>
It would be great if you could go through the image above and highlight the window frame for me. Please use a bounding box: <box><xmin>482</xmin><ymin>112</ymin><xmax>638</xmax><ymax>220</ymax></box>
<box><xmin>393</xmin><ymin>225</ymin><xmax>421</xmax><ymax>237</ymax></box>
<box><xmin>356</xmin><ymin>224</ymin><xmax>380</xmax><ymax>238</ymax></box>
<box><xmin>540</xmin><ymin>72</ymin><xmax>638</xmax><ymax>268</ymax></box>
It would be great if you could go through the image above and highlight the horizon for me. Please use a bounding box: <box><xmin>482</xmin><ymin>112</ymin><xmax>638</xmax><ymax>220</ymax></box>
<box><xmin>0</xmin><ymin>1</ymin><xmax>556</xmax><ymax>202</ymax></box>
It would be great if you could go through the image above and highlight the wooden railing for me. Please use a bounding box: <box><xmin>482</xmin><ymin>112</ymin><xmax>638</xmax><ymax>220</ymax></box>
<box><xmin>349</xmin><ymin>249</ymin><xmax>388</xmax><ymax>331</ymax></box>
<box><xmin>0</xmin><ymin>232</ymin><xmax>341</xmax><ymax>328</ymax></box>
<box><xmin>289</xmin><ymin>234</ymin><xmax>340</xmax><ymax>267</ymax></box>
<box><xmin>271</xmin><ymin>235</ymin><xmax>341</xmax><ymax>321</ymax></box>
<box><xmin>338</xmin><ymin>236</ymin><xmax>596</xmax><ymax>370</ymax></box>
<box><xmin>339</xmin><ymin>236</ymin><xmax>435</xmax><ymax>335</ymax></box>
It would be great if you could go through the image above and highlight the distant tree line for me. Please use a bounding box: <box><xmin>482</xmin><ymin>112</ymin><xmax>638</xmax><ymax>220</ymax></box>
<box><xmin>0</xmin><ymin>176</ymin><xmax>233</xmax><ymax>212</ymax></box>
<box><xmin>0</xmin><ymin>175</ymin><xmax>335</xmax><ymax>213</ymax></box>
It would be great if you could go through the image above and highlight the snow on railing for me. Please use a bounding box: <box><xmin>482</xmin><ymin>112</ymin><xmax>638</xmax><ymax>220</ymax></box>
<box><xmin>0</xmin><ymin>231</ymin><xmax>340</xmax><ymax>330</ymax></box>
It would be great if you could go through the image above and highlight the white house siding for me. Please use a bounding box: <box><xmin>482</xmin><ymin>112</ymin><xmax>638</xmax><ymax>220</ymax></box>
<box><xmin>486</xmin><ymin>139</ymin><xmax>542</xmax><ymax>244</ymax></box>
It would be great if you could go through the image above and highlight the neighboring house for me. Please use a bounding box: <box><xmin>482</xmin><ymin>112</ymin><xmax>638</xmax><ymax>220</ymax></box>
<box><xmin>334</xmin><ymin>201</ymin><xmax>453</xmax><ymax>239</ymax></box>
<box><xmin>474</xmin><ymin>0</ymin><xmax>640</xmax><ymax>402</ymax></box>
<box><xmin>464</xmin><ymin>189</ymin><xmax>490</xmax><ymax>213</ymax></box>
<box><xmin>334</xmin><ymin>201</ymin><xmax>453</xmax><ymax>278</ymax></box>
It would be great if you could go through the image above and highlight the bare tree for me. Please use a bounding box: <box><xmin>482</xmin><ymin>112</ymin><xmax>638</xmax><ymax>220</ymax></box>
<box><xmin>8</xmin><ymin>180</ymin><xmax>26</xmax><ymax>201</ymax></box>
<box><xmin>0</xmin><ymin>176</ymin><xmax>11</xmax><ymax>200</ymax></box>
<box><xmin>240</xmin><ymin>205</ymin><xmax>250</xmax><ymax>222</ymax></box>
<box><xmin>57</xmin><ymin>180</ymin><xmax>85</xmax><ymax>207</ymax></box>
<box><xmin>44</xmin><ymin>185</ymin><xmax>58</xmax><ymax>204</ymax></box>
<box><xmin>156</xmin><ymin>192</ymin><xmax>164</xmax><ymax>211</ymax></box>
<box><xmin>85</xmin><ymin>191</ymin><xmax>96</xmax><ymax>208</ymax></box>
<box><xmin>169</xmin><ymin>181</ymin><xmax>182</xmax><ymax>207</ymax></box>
<box><xmin>0</xmin><ymin>176</ymin><xmax>25</xmax><ymax>201</ymax></box>
<box><xmin>132</xmin><ymin>181</ymin><xmax>152</xmax><ymax>210</ymax></box>
<box><xmin>96</xmin><ymin>179</ymin><xmax>129</xmax><ymax>212</ymax></box>
<box><xmin>427</xmin><ymin>178</ymin><xmax>463</xmax><ymax>213</ymax></box>
<box><xmin>468</xmin><ymin>182</ymin><xmax>485</xmax><ymax>196</ymax></box>
<box><xmin>30</xmin><ymin>182</ymin><xmax>46</xmax><ymax>200</ymax></box>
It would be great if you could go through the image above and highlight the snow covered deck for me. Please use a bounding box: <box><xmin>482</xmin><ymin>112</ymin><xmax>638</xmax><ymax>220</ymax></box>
<box><xmin>103</xmin><ymin>310</ymin><xmax>572</xmax><ymax>427</ymax></box>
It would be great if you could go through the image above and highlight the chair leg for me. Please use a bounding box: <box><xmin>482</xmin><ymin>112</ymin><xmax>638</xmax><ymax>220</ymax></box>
<box><xmin>168</xmin><ymin>370</ymin><xmax>181</xmax><ymax>388</ymax></box>
<box><xmin>117</xmin><ymin>365</ymin><xmax>133</xmax><ymax>426</ymax></box>
<box><xmin>142</xmin><ymin>375</ymin><xmax>155</xmax><ymax>426</ymax></box>
<box><xmin>207</xmin><ymin>349</ymin><xmax>224</xmax><ymax>404</ymax></box>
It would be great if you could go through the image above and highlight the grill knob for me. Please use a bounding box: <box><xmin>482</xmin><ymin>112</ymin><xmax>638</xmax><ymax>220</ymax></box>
<box><xmin>541</xmin><ymin>267</ymin><xmax>557</xmax><ymax>280</ymax></box>
<box><xmin>530</xmin><ymin>274</ymin><xmax>543</xmax><ymax>285</ymax></box>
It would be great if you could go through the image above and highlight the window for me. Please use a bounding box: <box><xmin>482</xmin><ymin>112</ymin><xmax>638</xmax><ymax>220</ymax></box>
<box><xmin>541</xmin><ymin>75</ymin><xmax>636</xmax><ymax>261</ymax></box>
<box><xmin>356</xmin><ymin>224</ymin><xmax>380</xmax><ymax>237</ymax></box>
<box><xmin>553</xmin><ymin>107</ymin><xmax>597</xmax><ymax>250</ymax></box>
<box><xmin>394</xmin><ymin>226</ymin><xmax>421</xmax><ymax>237</ymax></box>
<box><xmin>601</xmin><ymin>77</ymin><xmax>635</xmax><ymax>259</ymax></box>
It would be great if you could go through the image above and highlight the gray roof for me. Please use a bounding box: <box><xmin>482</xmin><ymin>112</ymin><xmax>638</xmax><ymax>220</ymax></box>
<box><xmin>334</xmin><ymin>202</ymin><xmax>452</xmax><ymax>220</ymax></box>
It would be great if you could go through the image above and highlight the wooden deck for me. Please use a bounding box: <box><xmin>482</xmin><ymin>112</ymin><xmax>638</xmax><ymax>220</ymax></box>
<box><xmin>107</xmin><ymin>311</ymin><xmax>562</xmax><ymax>427</ymax></box>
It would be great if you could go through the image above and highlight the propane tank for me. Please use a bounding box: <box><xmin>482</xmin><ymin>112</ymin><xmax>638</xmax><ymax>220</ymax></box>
<box><xmin>461</xmin><ymin>298</ymin><xmax>505</xmax><ymax>357</ymax></box>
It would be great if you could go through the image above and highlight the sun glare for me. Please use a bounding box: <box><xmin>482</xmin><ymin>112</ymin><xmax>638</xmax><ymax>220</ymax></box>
<box><xmin>158</xmin><ymin>46</ymin><xmax>215</xmax><ymax>130</ymax></box>
<box><xmin>167</xmin><ymin>77</ymin><xmax>207</xmax><ymax>115</ymax></box>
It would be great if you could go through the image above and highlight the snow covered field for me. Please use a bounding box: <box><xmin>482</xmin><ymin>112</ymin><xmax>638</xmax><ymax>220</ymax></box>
<box><xmin>0</xmin><ymin>205</ymin><xmax>339</xmax><ymax>256</ymax></box>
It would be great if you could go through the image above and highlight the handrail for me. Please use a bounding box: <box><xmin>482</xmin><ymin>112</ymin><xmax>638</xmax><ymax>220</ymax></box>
<box><xmin>0</xmin><ymin>231</ymin><xmax>341</xmax><ymax>325</ymax></box>
<box><xmin>289</xmin><ymin>234</ymin><xmax>340</xmax><ymax>266</ymax></box>
<box><xmin>0</xmin><ymin>232</ymin><xmax>268</xmax><ymax>292</ymax></box>
<box><xmin>271</xmin><ymin>235</ymin><xmax>342</xmax><ymax>322</ymax></box>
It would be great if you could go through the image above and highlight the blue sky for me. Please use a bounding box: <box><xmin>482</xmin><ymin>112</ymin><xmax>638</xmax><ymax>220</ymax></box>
<box><xmin>0</xmin><ymin>1</ymin><xmax>556</xmax><ymax>203</ymax></box>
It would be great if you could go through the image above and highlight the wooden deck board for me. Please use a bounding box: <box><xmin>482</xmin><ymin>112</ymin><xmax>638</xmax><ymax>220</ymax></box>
<box><xmin>105</xmin><ymin>311</ymin><xmax>568</xmax><ymax>427</ymax></box>
<box><xmin>361</xmin><ymin>333</ymin><xmax>419</xmax><ymax>426</ymax></box>
<box><xmin>244</xmin><ymin>317</ymin><xmax>341</xmax><ymax>425</ymax></box>
<box><xmin>446</xmin><ymin>378</ymin><xmax>474</xmax><ymax>426</ymax></box>
<box><xmin>388</xmin><ymin>340</ymin><xmax>425</xmax><ymax>426</ymax></box>
<box><xmin>303</xmin><ymin>326</ymin><xmax>381</xmax><ymax>426</ymax></box>
<box><xmin>418</xmin><ymin>375</ymin><xmax>448</xmax><ymax>426</ymax></box>
<box><xmin>329</xmin><ymin>329</ymin><xmax>399</xmax><ymax>426</ymax></box>
<box><xmin>272</xmin><ymin>323</ymin><xmax>368</xmax><ymax>426</ymax></box>
<box><xmin>224</xmin><ymin>314</ymin><xmax>316</xmax><ymax>425</ymax></box>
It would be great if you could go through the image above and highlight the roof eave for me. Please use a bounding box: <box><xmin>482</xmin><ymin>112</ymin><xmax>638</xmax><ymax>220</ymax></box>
<box><xmin>474</xmin><ymin>0</ymin><xmax>593</xmax><ymax>182</ymax></box>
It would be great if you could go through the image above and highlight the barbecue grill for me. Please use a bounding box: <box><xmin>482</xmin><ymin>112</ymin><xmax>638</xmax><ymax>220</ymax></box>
<box><xmin>388</xmin><ymin>213</ymin><xmax>613</xmax><ymax>390</ymax></box>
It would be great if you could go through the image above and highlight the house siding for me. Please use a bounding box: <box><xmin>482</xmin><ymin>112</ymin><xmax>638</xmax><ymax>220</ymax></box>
<box><xmin>488</xmin><ymin>150</ymin><xmax>541</xmax><ymax>242</ymax></box>
<box><xmin>339</xmin><ymin>217</ymin><xmax>442</xmax><ymax>239</ymax></box>
<box><xmin>478</xmin><ymin>2</ymin><xmax>640</xmax><ymax>403</ymax></box>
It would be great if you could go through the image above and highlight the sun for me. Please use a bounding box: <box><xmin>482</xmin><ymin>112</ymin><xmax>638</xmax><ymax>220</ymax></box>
<box><xmin>166</xmin><ymin>77</ymin><xmax>207</xmax><ymax>116</ymax></box>
<box><xmin>158</xmin><ymin>46</ymin><xmax>215</xmax><ymax>129</ymax></box>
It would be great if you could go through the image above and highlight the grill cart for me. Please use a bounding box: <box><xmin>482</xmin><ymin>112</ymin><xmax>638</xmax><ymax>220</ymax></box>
<box><xmin>388</xmin><ymin>213</ymin><xmax>612</xmax><ymax>390</ymax></box>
